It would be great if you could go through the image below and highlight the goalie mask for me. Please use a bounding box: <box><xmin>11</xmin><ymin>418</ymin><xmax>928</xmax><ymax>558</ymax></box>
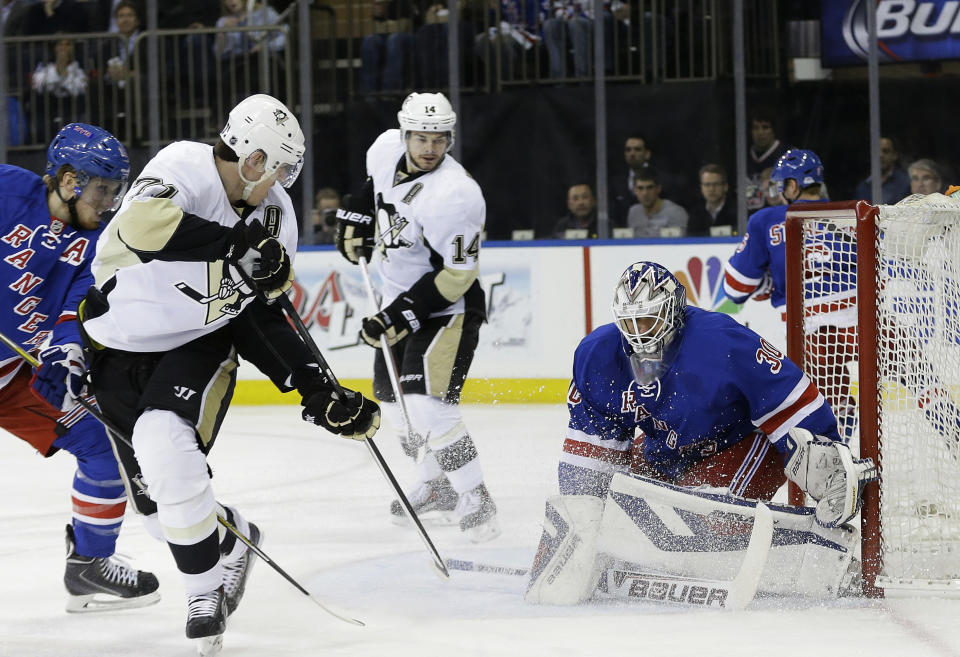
<box><xmin>397</xmin><ymin>92</ymin><xmax>456</xmax><ymax>152</ymax></box>
<box><xmin>612</xmin><ymin>262</ymin><xmax>686</xmax><ymax>385</ymax></box>
<box><xmin>221</xmin><ymin>94</ymin><xmax>305</xmax><ymax>200</ymax></box>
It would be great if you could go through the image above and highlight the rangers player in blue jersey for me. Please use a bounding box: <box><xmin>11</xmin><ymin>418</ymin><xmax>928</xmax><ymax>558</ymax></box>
<box><xmin>560</xmin><ymin>261</ymin><xmax>874</xmax><ymax>517</ymax></box>
<box><xmin>0</xmin><ymin>123</ymin><xmax>159</xmax><ymax>611</ymax></box>
<box><xmin>723</xmin><ymin>149</ymin><xmax>860</xmax><ymax>436</ymax></box>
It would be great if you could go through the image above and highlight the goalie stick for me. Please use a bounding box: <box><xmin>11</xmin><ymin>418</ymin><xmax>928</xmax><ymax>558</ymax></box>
<box><xmin>0</xmin><ymin>328</ymin><xmax>365</xmax><ymax>627</ymax></box>
<box><xmin>447</xmin><ymin>502</ymin><xmax>774</xmax><ymax>610</ymax></box>
<box><xmin>357</xmin><ymin>257</ymin><xmax>426</xmax><ymax>462</ymax></box>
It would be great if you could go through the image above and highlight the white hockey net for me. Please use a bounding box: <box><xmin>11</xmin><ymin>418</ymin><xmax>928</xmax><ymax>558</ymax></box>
<box><xmin>788</xmin><ymin>195</ymin><xmax>960</xmax><ymax>597</ymax></box>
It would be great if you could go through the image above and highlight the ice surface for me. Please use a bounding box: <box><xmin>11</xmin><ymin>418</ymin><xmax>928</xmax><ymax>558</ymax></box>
<box><xmin>1</xmin><ymin>404</ymin><xmax>958</xmax><ymax>657</ymax></box>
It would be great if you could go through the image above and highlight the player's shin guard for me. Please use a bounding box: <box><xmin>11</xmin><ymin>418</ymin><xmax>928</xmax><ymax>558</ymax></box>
<box><xmin>69</xmin><ymin>467</ymin><xmax>126</xmax><ymax>558</ymax></box>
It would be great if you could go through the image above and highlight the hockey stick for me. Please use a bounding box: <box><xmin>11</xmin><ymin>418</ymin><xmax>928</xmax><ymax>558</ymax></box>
<box><xmin>216</xmin><ymin>514</ymin><xmax>363</xmax><ymax>626</ymax></box>
<box><xmin>357</xmin><ymin>257</ymin><xmax>425</xmax><ymax>461</ymax></box>
<box><xmin>0</xmin><ymin>328</ymin><xmax>363</xmax><ymax>626</ymax></box>
<box><xmin>274</xmin><ymin>292</ymin><xmax>451</xmax><ymax>580</ymax></box>
<box><xmin>448</xmin><ymin>503</ymin><xmax>774</xmax><ymax>610</ymax></box>
<box><xmin>0</xmin><ymin>329</ymin><xmax>132</xmax><ymax>448</ymax></box>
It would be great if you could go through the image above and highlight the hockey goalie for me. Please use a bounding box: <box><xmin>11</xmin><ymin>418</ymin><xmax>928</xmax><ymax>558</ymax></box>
<box><xmin>525</xmin><ymin>261</ymin><xmax>877</xmax><ymax>606</ymax></box>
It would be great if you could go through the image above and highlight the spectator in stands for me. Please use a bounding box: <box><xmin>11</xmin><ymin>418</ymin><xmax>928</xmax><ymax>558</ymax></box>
<box><xmin>542</xmin><ymin>1</ymin><xmax>627</xmax><ymax>79</ymax></box>
<box><xmin>550</xmin><ymin>182</ymin><xmax>598</xmax><ymax>238</ymax></box>
<box><xmin>32</xmin><ymin>36</ymin><xmax>87</xmax><ymax>98</ymax></box>
<box><xmin>311</xmin><ymin>187</ymin><xmax>341</xmax><ymax>245</ymax></box>
<box><xmin>215</xmin><ymin>0</ymin><xmax>285</xmax><ymax>58</ymax></box>
<box><xmin>2</xmin><ymin>0</ymin><xmax>30</xmax><ymax>35</ymax></box>
<box><xmin>360</xmin><ymin>0</ymin><xmax>418</xmax><ymax>93</ymax></box>
<box><xmin>416</xmin><ymin>0</ymin><xmax>482</xmax><ymax>89</ymax></box>
<box><xmin>609</xmin><ymin>134</ymin><xmax>651</xmax><ymax>225</ymax></box>
<box><xmin>22</xmin><ymin>0</ymin><xmax>90</xmax><ymax>35</ymax></box>
<box><xmin>854</xmin><ymin>136</ymin><xmax>911</xmax><ymax>204</ymax></box>
<box><xmin>687</xmin><ymin>163</ymin><xmax>736</xmax><ymax>237</ymax></box>
<box><xmin>746</xmin><ymin>107</ymin><xmax>789</xmax><ymax>215</ymax></box>
<box><xmin>105</xmin><ymin>1</ymin><xmax>140</xmax><ymax>88</ymax></box>
<box><xmin>627</xmin><ymin>169</ymin><xmax>689</xmax><ymax>238</ymax></box>
<box><xmin>474</xmin><ymin>0</ymin><xmax>543</xmax><ymax>85</ymax></box>
<box><xmin>908</xmin><ymin>159</ymin><xmax>944</xmax><ymax>196</ymax></box>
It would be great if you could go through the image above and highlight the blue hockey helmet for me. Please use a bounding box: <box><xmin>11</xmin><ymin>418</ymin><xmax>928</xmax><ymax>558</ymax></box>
<box><xmin>46</xmin><ymin>123</ymin><xmax>130</xmax><ymax>212</ymax></box>
<box><xmin>770</xmin><ymin>148</ymin><xmax>824</xmax><ymax>194</ymax></box>
<box><xmin>612</xmin><ymin>262</ymin><xmax>686</xmax><ymax>384</ymax></box>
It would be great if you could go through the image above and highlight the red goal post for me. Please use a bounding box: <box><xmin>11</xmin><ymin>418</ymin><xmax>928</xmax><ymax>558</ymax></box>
<box><xmin>785</xmin><ymin>198</ymin><xmax>960</xmax><ymax>598</ymax></box>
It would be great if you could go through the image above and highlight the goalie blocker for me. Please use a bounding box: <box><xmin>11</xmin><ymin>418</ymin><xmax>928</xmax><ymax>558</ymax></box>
<box><xmin>525</xmin><ymin>472</ymin><xmax>861</xmax><ymax>605</ymax></box>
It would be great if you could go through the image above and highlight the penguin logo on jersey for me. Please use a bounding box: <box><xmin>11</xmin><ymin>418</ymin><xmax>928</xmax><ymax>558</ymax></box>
<box><xmin>375</xmin><ymin>194</ymin><xmax>414</xmax><ymax>259</ymax></box>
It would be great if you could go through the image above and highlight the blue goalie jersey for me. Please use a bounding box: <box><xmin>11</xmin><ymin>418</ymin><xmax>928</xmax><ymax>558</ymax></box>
<box><xmin>0</xmin><ymin>165</ymin><xmax>98</xmax><ymax>379</ymax></box>
<box><xmin>558</xmin><ymin>307</ymin><xmax>840</xmax><ymax>497</ymax></box>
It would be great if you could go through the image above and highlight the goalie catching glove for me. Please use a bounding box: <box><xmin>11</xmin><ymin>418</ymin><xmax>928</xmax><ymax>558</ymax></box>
<box><xmin>300</xmin><ymin>380</ymin><xmax>380</xmax><ymax>440</ymax></box>
<box><xmin>224</xmin><ymin>219</ymin><xmax>294</xmax><ymax>298</ymax></box>
<box><xmin>360</xmin><ymin>293</ymin><xmax>426</xmax><ymax>347</ymax></box>
<box><xmin>784</xmin><ymin>428</ymin><xmax>877</xmax><ymax>527</ymax></box>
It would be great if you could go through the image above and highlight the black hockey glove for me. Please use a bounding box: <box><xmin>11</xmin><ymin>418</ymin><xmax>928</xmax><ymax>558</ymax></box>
<box><xmin>334</xmin><ymin>206</ymin><xmax>375</xmax><ymax>265</ymax></box>
<box><xmin>360</xmin><ymin>293</ymin><xmax>425</xmax><ymax>348</ymax></box>
<box><xmin>225</xmin><ymin>220</ymin><xmax>293</xmax><ymax>298</ymax></box>
<box><xmin>301</xmin><ymin>381</ymin><xmax>381</xmax><ymax>440</ymax></box>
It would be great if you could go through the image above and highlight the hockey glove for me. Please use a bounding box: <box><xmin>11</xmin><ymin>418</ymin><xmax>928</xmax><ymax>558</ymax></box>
<box><xmin>226</xmin><ymin>220</ymin><xmax>294</xmax><ymax>299</ymax></box>
<box><xmin>334</xmin><ymin>207</ymin><xmax>375</xmax><ymax>265</ymax></box>
<box><xmin>360</xmin><ymin>293</ymin><xmax>425</xmax><ymax>348</ymax></box>
<box><xmin>301</xmin><ymin>382</ymin><xmax>381</xmax><ymax>440</ymax></box>
<box><xmin>31</xmin><ymin>342</ymin><xmax>86</xmax><ymax>412</ymax></box>
<box><xmin>750</xmin><ymin>272</ymin><xmax>773</xmax><ymax>302</ymax></box>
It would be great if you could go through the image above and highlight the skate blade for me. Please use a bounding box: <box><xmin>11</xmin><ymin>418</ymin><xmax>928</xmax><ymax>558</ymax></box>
<box><xmin>464</xmin><ymin>517</ymin><xmax>502</xmax><ymax>544</ymax></box>
<box><xmin>66</xmin><ymin>590</ymin><xmax>161</xmax><ymax>613</ymax></box>
<box><xmin>196</xmin><ymin>634</ymin><xmax>224</xmax><ymax>656</ymax></box>
<box><xmin>391</xmin><ymin>510</ymin><xmax>458</xmax><ymax>528</ymax></box>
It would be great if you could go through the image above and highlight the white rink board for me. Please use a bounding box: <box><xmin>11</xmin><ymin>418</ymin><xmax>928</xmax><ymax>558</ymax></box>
<box><xmin>241</xmin><ymin>241</ymin><xmax>786</xmax><ymax>381</ymax></box>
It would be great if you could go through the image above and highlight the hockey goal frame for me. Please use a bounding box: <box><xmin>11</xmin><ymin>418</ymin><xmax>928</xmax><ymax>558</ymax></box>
<box><xmin>784</xmin><ymin>200</ymin><xmax>883</xmax><ymax>596</ymax></box>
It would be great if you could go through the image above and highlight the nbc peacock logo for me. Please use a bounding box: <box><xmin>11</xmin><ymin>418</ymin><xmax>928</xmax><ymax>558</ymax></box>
<box><xmin>673</xmin><ymin>256</ymin><xmax>742</xmax><ymax>315</ymax></box>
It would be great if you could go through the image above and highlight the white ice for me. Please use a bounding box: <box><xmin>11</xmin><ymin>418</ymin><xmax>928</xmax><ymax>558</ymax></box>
<box><xmin>1</xmin><ymin>404</ymin><xmax>959</xmax><ymax>657</ymax></box>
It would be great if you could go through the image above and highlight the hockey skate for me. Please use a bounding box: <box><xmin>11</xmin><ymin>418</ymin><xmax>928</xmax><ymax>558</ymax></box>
<box><xmin>389</xmin><ymin>476</ymin><xmax>459</xmax><ymax>526</ymax></box>
<box><xmin>186</xmin><ymin>586</ymin><xmax>228</xmax><ymax>657</ymax></box>
<box><xmin>223</xmin><ymin>522</ymin><xmax>262</xmax><ymax>616</ymax></box>
<box><xmin>456</xmin><ymin>483</ymin><xmax>501</xmax><ymax>543</ymax></box>
<box><xmin>63</xmin><ymin>524</ymin><xmax>160</xmax><ymax>613</ymax></box>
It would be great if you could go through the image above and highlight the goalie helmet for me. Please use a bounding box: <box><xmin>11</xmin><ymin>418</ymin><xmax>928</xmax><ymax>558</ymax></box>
<box><xmin>46</xmin><ymin>122</ymin><xmax>130</xmax><ymax>211</ymax></box>
<box><xmin>397</xmin><ymin>92</ymin><xmax>456</xmax><ymax>151</ymax></box>
<box><xmin>221</xmin><ymin>93</ymin><xmax>305</xmax><ymax>189</ymax></box>
<box><xmin>612</xmin><ymin>262</ymin><xmax>686</xmax><ymax>384</ymax></box>
<box><xmin>770</xmin><ymin>148</ymin><xmax>824</xmax><ymax>194</ymax></box>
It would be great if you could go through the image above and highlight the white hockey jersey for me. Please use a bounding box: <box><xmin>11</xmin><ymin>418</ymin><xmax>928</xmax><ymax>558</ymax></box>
<box><xmin>367</xmin><ymin>129</ymin><xmax>485</xmax><ymax>316</ymax></box>
<box><xmin>84</xmin><ymin>141</ymin><xmax>299</xmax><ymax>352</ymax></box>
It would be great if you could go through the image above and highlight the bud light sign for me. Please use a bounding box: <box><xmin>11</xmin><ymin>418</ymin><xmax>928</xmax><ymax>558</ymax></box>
<box><xmin>822</xmin><ymin>0</ymin><xmax>960</xmax><ymax>67</ymax></box>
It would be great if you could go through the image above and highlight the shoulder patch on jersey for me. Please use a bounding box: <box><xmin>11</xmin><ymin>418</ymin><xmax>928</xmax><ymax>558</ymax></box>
<box><xmin>263</xmin><ymin>205</ymin><xmax>282</xmax><ymax>237</ymax></box>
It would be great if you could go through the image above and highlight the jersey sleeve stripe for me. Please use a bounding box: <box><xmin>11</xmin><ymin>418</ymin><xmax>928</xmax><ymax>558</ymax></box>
<box><xmin>562</xmin><ymin>436</ymin><xmax>632</xmax><ymax>469</ymax></box>
<box><xmin>756</xmin><ymin>381</ymin><xmax>824</xmax><ymax>441</ymax></box>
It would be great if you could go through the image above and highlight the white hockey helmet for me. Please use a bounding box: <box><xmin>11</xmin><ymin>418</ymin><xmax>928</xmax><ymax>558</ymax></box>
<box><xmin>221</xmin><ymin>94</ymin><xmax>305</xmax><ymax>191</ymax></box>
<box><xmin>397</xmin><ymin>92</ymin><xmax>456</xmax><ymax>151</ymax></box>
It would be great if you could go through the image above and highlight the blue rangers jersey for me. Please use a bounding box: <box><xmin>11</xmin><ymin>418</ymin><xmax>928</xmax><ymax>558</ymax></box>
<box><xmin>558</xmin><ymin>307</ymin><xmax>840</xmax><ymax>497</ymax></box>
<box><xmin>724</xmin><ymin>200</ymin><xmax>857</xmax><ymax>326</ymax></box>
<box><xmin>0</xmin><ymin>165</ymin><xmax>97</xmax><ymax>388</ymax></box>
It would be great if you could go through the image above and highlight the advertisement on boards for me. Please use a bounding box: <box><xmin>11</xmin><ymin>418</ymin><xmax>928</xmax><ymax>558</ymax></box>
<box><xmin>822</xmin><ymin>0</ymin><xmax>960</xmax><ymax>67</ymax></box>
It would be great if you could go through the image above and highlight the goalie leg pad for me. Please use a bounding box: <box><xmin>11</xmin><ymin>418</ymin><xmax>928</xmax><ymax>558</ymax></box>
<box><xmin>599</xmin><ymin>473</ymin><xmax>860</xmax><ymax>598</ymax></box>
<box><xmin>525</xmin><ymin>495</ymin><xmax>605</xmax><ymax>605</ymax></box>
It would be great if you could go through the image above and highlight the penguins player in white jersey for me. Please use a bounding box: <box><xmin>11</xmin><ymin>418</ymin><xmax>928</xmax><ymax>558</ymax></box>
<box><xmin>80</xmin><ymin>94</ymin><xmax>380</xmax><ymax>655</ymax></box>
<box><xmin>336</xmin><ymin>92</ymin><xmax>500</xmax><ymax>542</ymax></box>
